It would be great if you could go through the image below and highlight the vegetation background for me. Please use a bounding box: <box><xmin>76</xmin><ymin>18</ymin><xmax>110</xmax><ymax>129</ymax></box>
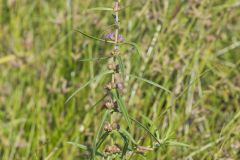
<box><xmin>0</xmin><ymin>0</ymin><xmax>240</xmax><ymax>159</ymax></box>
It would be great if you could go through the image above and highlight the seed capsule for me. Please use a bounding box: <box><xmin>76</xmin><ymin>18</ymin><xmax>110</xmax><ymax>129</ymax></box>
<box><xmin>103</xmin><ymin>122</ymin><xmax>120</xmax><ymax>132</ymax></box>
<box><xmin>104</xmin><ymin>122</ymin><xmax>113</xmax><ymax>132</ymax></box>
<box><xmin>104</xmin><ymin>144</ymin><xmax>121</xmax><ymax>154</ymax></box>
<box><xmin>105</xmin><ymin>82</ymin><xmax>115</xmax><ymax>91</ymax></box>
<box><xmin>111</xmin><ymin>122</ymin><xmax>120</xmax><ymax>130</ymax></box>
<box><xmin>107</xmin><ymin>62</ymin><xmax>118</xmax><ymax>71</ymax></box>
<box><xmin>114</xmin><ymin>74</ymin><xmax>124</xmax><ymax>90</ymax></box>
<box><xmin>103</xmin><ymin>101</ymin><xmax>114</xmax><ymax>109</ymax></box>
<box><xmin>111</xmin><ymin>47</ymin><xmax>119</xmax><ymax>55</ymax></box>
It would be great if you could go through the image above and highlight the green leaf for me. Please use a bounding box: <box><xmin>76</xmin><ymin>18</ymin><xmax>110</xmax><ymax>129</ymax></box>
<box><xmin>119</xmin><ymin>132</ymin><xmax>129</xmax><ymax>159</ymax></box>
<box><xmin>67</xmin><ymin>142</ymin><xmax>88</xmax><ymax>150</ymax></box>
<box><xmin>140</xmin><ymin>113</ymin><xmax>155</xmax><ymax>127</ymax></box>
<box><xmin>112</xmin><ymin>90</ymin><xmax>131</xmax><ymax>128</ymax></box>
<box><xmin>88</xmin><ymin>94</ymin><xmax>108</xmax><ymax>111</ymax></box>
<box><xmin>130</xmin><ymin>117</ymin><xmax>161</xmax><ymax>145</ymax></box>
<box><xmin>75</xmin><ymin>30</ymin><xmax>115</xmax><ymax>44</ymax></box>
<box><xmin>129</xmin><ymin>74</ymin><xmax>171</xmax><ymax>93</ymax></box>
<box><xmin>92</xmin><ymin>110</ymin><xmax>110</xmax><ymax>159</ymax></box>
<box><xmin>65</xmin><ymin>70</ymin><xmax>113</xmax><ymax>103</ymax></box>
<box><xmin>119</xmin><ymin>129</ymin><xmax>137</xmax><ymax>145</ymax></box>
<box><xmin>96</xmin><ymin>131</ymin><xmax>109</xmax><ymax>149</ymax></box>
<box><xmin>123</xmin><ymin>41</ymin><xmax>141</xmax><ymax>57</ymax></box>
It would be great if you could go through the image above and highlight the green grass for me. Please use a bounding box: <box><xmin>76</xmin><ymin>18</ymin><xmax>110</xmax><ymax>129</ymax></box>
<box><xmin>0</xmin><ymin>0</ymin><xmax>240</xmax><ymax>159</ymax></box>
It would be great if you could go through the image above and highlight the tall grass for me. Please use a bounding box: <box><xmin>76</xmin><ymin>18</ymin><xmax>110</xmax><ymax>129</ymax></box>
<box><xmin>0</xmin><ymin>0</ymin><xmax>240</xmax><ymax>159</ymax></box>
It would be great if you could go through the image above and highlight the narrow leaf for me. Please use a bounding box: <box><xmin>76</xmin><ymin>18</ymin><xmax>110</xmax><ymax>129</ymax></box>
<box><xmin>96</xmin><ymin>131</ymin><xmax>109</xmax><ymax>149</ymax></box>
<box><xmin>130</xmin><ymin>117</ymin><xmax>161</xmax><ymax>145</ymax></box>
<box><xmin>75</xmin><ymin>30</ymin><xmax>115</xmax><ymax>44</ymax></box>
<box><xmin>88</xmin><ymin>94</ymin><xmax>108</xmax><ymax>111</ymax></box>
<box><xmin>112</xmin><ymin>90</ymin><xmax>131</xmax><ymax>128</ymax></box>
<box><xmin>67</xmin><ymin>142</ymin><xmax>88</xmax><ymax>150</ymax></box>
<box><xmin>65</xmin><ymin>70</ymin><xmax>113</xmax><ymax>103</ymax></box>
<box><xmin>129</xmin><ymin>74</ymin><xmax>171</xmax><ymax>93</ymax></box>
<box><xmin>119</xmin><ymin>132</ymin><xmax>129</xmax><ymax>159</ymax></box>
<box><xmin>119</xmin><ymin>129</ymin><xmax>137</xmax><ymax>145</ymax></box>
<box><xmin>92</xmin><ymin>110</ymin><xmax>110</xmax><ymax>159</ymax></box>
<box><xmin>123</xmin><ymin>41</ymin><xmax>141</xmax><ymax>57</ymax></box>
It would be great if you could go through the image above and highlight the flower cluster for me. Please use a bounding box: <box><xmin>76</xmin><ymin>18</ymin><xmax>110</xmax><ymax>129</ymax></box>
<box><xmin>105</xmin><ymin>33</ymin><xmax>124</xmax><ymax>42</ymax></box>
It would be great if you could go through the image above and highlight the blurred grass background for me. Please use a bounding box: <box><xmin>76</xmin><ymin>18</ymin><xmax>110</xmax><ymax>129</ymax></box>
<box><xmin>0</xmin><ymin>0</ymin><xmax>240</xmax><ymax>159</ymax></box>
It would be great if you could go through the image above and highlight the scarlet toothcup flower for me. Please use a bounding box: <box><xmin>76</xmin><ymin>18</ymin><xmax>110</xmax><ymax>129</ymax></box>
<box><xmin>105</xmin><ymin>33</ymin><xmax>124</xmax><ymax>42</ymax></box>
<box><xmin>105</xmin><ymin>33</ymin><xmax>115</xmax><ymax>41</ymax></box>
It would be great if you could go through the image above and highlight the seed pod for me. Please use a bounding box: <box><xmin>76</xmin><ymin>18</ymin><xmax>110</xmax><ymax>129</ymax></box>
<box><xmin>113</xmin><ymin>101</ymin><xmax>119</xmax><ymax>111</ymax></box>
<box><xmin>103</xmin><ymin>101</ymin><xmax>114</xmax><ymax>110</ymax></box>
<box><xmin>104</xmin><ymin>144</ymin><xmax>121</xmax><ymax>154</ymax></box>
<box><xmin>111</xmin><ymin>122</ymin><xmax>120</xmax><ymax>130</ymax></box>
<box><xmin>103</xmin><ymin>122</ymin><xmax>120</xmax><ymax>132</ymax></box>
<box><xmin>105</xmin><ymin>82</ymin><xmax>114</xmax><ymax>91</ymax></box>
<box><xmin>111</xmin><ymin>47</ymin><xmax>119</xmax><ymax>55</ymax></box>
<box><xmin>107</xmin><ymin>62</ymin><xmax>117</xmax><ymax>71</ymax></box>
<box><xmin>114</xmin><ymin>73</ymin><xmax>124</xmax><ymax>90</ymax></box>
<box><xmin>116</xmin><ymin>82</ymin><xmax>124</xmax><ymax>90</ymax></box>
<box><xmin>104</xmin><ymin>122</ymin><xmax>113</xmax><ymax>132</ymax></box>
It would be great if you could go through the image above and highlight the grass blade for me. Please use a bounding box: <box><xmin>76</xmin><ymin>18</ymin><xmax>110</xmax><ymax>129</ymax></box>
<box><xmin>65</xmin><ymin>70</ymin><xmax>113</xmax><ymax>103</ymax></box>
<box><xmin>119</xmin><ymin>132</ymin><xmax>129</xmax><ymax>159</ymax></box>
<box><xmin>67</xmin><ymin>142</ymin><xmax>88</xmax><ymax>150</ymax></box>
<box><xmin>119</xmin><ymin>129</ymin><xmax>137</xmax><ymax>145</ymax></box>
<box><xmin>88</xmin><ymin>94</ymin><xmax>108</xmax><ymax>111</ymax></box>
<box><xmin>96</xmin><ymin>132</ymin><xmax>109</xmax><ymax>149</ymax></box>
<box><xmin>123</xmin><ymin>41</ymin><xmax>141</xmax><ymax>57</ymax></box>
<box><xmin>129</xmin><ymin>74</ymin><xmax>171</xmax><ymax>93</ymax></box>
<box><xmin>130</xmin><ymin>117</ymin><xmax>161</xmax><ymax>145</ymax></box>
